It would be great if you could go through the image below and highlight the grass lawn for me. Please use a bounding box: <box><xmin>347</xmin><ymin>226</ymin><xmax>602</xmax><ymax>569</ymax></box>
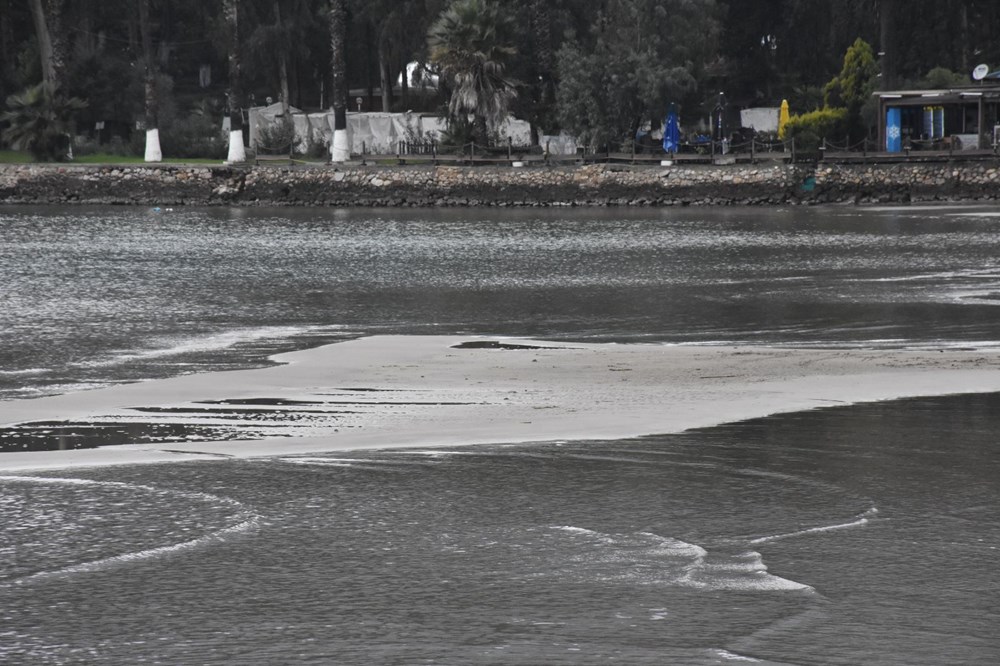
<box><xmin>72</xmin><ymin>154</ymin><xmax>225</xmax><ymax>165</ymax></box>
<box><xmin>0</xmin><ymin>150</ymin><xmax>31</xmax><ymax>163</ymax></box>
<box><xmin>0</xmin><ymin>150</ymin><xmax>225</xmax><ymax>165</ymax></box>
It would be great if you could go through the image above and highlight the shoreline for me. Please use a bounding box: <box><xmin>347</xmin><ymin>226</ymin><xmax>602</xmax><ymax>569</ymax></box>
<box><xmin>4</xmin><ymin>161</ymin><xmax>1000</xmax><ymax>207</ymax></box>
<box><xmin>2</xmin><ymin>335</ymin><xmax>1000</xmax><ymax>472</ymax></box>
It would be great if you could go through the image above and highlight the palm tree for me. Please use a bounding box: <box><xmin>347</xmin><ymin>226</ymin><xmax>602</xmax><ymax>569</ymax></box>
<box><xmin>224</xmin><ymin>0</ymin><xmax>246</xmax><ymax>162</ymax></box>
<box><xmin>22</xmin><ymin>0</ymin><xmax>81</xmax><ymax>160</ymax></box>
<box><xmin>1</xmin><ymin>83</ymin><xmax>85</xmax><ymax>161</ymax></box>
<box><xmin>428</xmin><ymin>0</ymin><xmax>517</xmax><ymax>146</ymax></box>
<box><xmin>328</xmin><ymin>0</ymin><xmax>348</xmax><ymax>162</ymax></box>
<box><xmin>138</xmin><ymin>0</ymin><xmax>161</xmax><ymax>162</ymax></box>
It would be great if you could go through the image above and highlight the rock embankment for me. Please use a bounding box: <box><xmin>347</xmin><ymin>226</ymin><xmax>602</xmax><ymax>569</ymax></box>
<box><xmin>1</xmin><ymin>161</ymin><xmax>998</xmax><ymax>206</ymax></box>
<box><xmin>812</xmin><ymin>162</ymin><xmax>1000</xmax><ymax>203</ymax></box>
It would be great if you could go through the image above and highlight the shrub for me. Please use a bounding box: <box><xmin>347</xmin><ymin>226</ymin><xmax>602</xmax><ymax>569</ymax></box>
<box><xmin>72</xmin><ymin>134</ymin><xmax>101</xmax><ymax>156</ymax></box>
<box><xmin>159</xmin><ymin>110</ymin><xmax>226</xmax><ymax>159</ymax></box>
<box><xmin>437</xmin><ymin>117</ymin><xmax>476</xmax><ymax>152</ymax></box>
<box><xmin>921</xmin><ymin>67</ymin><xmax>968</xmax><ymax>89</ymax></box>
<box><xmin>783</xmin><ymin>107</ymin><xmax>848</xmax><ymax>155</ymax></box>
<box><xmin>257</xmin><ymin>117</ymin><xmax>296</xmax><ymax>154</ymax></box>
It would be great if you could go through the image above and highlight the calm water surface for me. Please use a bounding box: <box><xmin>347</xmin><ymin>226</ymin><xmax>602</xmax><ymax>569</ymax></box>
<box><xmin>1</xmin><ymin>205</ymin><xmax>999</xmax><ymax>664</ymax></box>
<box><xmin>3</xmin><ymin>204</ymin><xmax>1000</xmax><ymax>399</ymax></box>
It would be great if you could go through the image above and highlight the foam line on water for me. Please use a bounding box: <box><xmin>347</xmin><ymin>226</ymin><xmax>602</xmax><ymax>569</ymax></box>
<box><xmin>713</xmin><ymin>650</ymin><xmax>763</xmax><ymax>662</ymax></box>
<box><xmin>11</xmin><ymin>515</ymin><xmax>259</xmax><ymax>586</ymax></box>
<box><xmin>0</xmin><ymin>368</ymin><xmax>51</xmax><ymax>377</ymax></box>
<box><xmin>678</xmin><ymin>549</ymin><xmax>812</xmax><ymax>592</ymax></box>
<box><xmin>72</xmin><ymin>324</ymin><xmax>347</xmax><ymax>368</ymax></box>
<box><xmin>0</xmin><ymin>475</ymin><xmax>258</xmax><ymax>585</ymax></box>
<box><xmin>735</xmin><ymin>468</ymin><xmax>852</xmax><ymax>496</ymax></box>
<box><xmin>272</xmin><ymin>457</ymin><xmax>425</xmax><ymax>473</ymax></box>
<box><xmin>277</xmin><ymin>457</ymin><xmax>359</xmax><ymax>468</ymax></box>
<box><xmin>636</xmin><ymin>532</ymin><xmax>709</xmax><ymax>558</ymax></box>
<box><xmin>552</xmin><ymin>527</ymin><xmax>811</xmax><ymax>592</ymax></box>
<box><xmin>550</xmin><ymin>525</ymin><xmax>619</xmax><ymax>546</ymax></box>
<box><xmin>552</xmin><ymin>525</ymin><xmax>600</xmax><ymax>535</ymax></box>
<box><xmin>750</xmin><ymin>507</ymin><xmax>878</xmax><ymax>544</ymax></box>
<box><xmin>846</xmin><ymin>268</ymin><xmax>1000</xmax><ymax>283</ymax></box>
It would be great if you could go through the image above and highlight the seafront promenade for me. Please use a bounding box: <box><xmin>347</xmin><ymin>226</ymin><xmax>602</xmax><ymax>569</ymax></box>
<box><xmin>3</xmin><ymin>160</ymin><xmax>1000</xmax><ymax>207</ymax></box>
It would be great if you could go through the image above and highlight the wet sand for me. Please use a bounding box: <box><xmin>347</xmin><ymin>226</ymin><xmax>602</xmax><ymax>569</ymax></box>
<box><xmin>2</xmin><ymin>335</ymin><xmax>999</xmax><ymax>471</ymax></box>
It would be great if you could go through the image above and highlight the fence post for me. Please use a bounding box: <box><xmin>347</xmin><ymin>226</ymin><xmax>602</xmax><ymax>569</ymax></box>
<box><xmin>432</xmin><ymin>142</ymin><xmax>437</xmax><ymax>165</ymax></box>
<box><xmin>750</xmin><ymin>138</ymin><xmax>755</xmax><ymax>163</ymax></box>
<box><xmin>791</xmin><ymin>137</ymin><xmax>796</xmax><ymax>163</ymax></box>
<box><xmin>508</xmin><ymin>136</ymin><xmax>512</xmax><ymax>161</ymax></box>
<box><xmin>711</xmin><ymin>139</ymin><xmax>716</xmax><ymax>161</ymax></box>
<box><xmin>545</xmin><ymin>140</ymin><xmax>550</xmax><ymax>165</ymax></box>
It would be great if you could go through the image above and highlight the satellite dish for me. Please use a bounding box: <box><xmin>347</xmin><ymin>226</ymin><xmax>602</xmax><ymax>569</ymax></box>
<box><xmin>973</xmin><ymin>63</ymin><xmax>990</xmax><ymax>81</ymax></box>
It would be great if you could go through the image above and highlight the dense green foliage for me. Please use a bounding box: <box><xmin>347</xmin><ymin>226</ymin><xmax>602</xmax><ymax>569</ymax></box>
<box><xmin>823</xmin><ymin>38</ymin><xmax>879</xmax><ymax>142</ymax></box>
<box><xmin>2</xmin><ymin>0</ymin><xmax>999</xmax><ymax>158</ymax></box>
<box><xmin>428</xmin><ymin>0</ymin><xmax>518</xmax><ymax>144</ymax></box>
<box><xmin>556</xmin><ymin>0</ymin><xmax>719</xmax><ymax>148</ymax></box>
<box><xmin>782</xmin><ymin>107</ymin><xmax>848</xmax><ymax>154</ymax></box>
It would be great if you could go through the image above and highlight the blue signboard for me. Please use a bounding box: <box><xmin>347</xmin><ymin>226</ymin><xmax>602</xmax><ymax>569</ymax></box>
<box><xmin>886</xmin><ymin>107</ymin><xmax>902</xmax><ymax>152</ymax></box>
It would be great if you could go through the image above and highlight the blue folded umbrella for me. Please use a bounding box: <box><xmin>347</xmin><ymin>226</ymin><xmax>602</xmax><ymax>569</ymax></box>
<box><xmin>662</xmin><ymin>103</ymin><xmax>680</xmax><ymax>153</ymax></box>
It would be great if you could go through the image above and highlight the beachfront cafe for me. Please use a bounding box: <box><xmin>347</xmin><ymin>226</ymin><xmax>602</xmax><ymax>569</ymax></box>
<box><xmin>876</xmin><ymin>85</ymin><xmax>1000</xmax><ymax>152</ymax></box>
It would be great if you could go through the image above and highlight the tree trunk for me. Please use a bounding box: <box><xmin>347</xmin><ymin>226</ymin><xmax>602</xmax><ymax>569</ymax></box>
<box><xmin>329</xmin><ymin>0</ymin><xmax>349</xmax><ymax>162</ymax></box>
<box><xmin>29</xmin><ymin>0</ymin><xmax>56</xmax><ymax>91</ymax></box>
<box><xmin>379</xmin><ymin>46</ymin><xmax>393</xmax><ymax>113</ymax></box>
<box><xmin>224</xmin><ymin>0</ymin><xmax>245</xmax><ymax>162</ymax></box>
<box><xmin>365</xmin><ymin>21</ymin><xmax>375</xmax><ymax>111</ymax></box>
<box><xmin>531</xmin><ymin>0</ymin><xmax>554</xmax><ymax>112</ymax></box>
<box><xmin>474</xmin><ymin>114</ymin><xmax>488</xmax><ymax>148</ymax></box>
<box><xmin>274</xmin><ymin>0</ymin><xmax>290</xmax><ymax>114</ymax></box>
<box><xmin>0</xmin><ymin>0</ymin><xmax>10</xmax><ymax>74</ymax></box>
<box><xmin>139</xmin><ymin>0</ymin><xmax>161</xmax><ymax>162</ymax></box>
<box><xmin>29</xmin><ymin>0</ymin><xmax>71</xmax><ymax>159</ymax></box>
<box><xmin>279</xmin><ymin>52</ymin><xmax>290</xmax><ymax>113</ymax></box>
<box><xmin>400</xmin><ymin>58</ymin><xmax>409</xmax><ymax>109</ymax></box>
<box><xmin>959</xmin><ymin>1</ymin><xmax>970</xmax><ymax>74</ymax></box>
<box><xmin>44</xmin><ymin>0</ymin><xmax>66</xmax><ymax>91</ymax></box>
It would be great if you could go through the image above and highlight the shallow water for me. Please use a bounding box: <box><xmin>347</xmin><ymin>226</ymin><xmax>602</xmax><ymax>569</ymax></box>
<box><xmin>1</xmin><ymin>205</ymin><xmax>1000</xmax><ymax>664</ymax></box>
<box><xmin>2</xmin><ymin>393</ymin><xmax>998</xmax><ymax>664</ymax></box>
<box><xmin>3</xmin><ymin>205</ymin><xmax>1000</xmax><ymax>400</ymax></box>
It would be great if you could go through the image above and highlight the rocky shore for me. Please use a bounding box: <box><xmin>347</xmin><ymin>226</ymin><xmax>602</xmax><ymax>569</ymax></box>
<box><xmin>2</xmin><ymin>160</ymin><xmax>999</xmax><ymax>207</ymax></box>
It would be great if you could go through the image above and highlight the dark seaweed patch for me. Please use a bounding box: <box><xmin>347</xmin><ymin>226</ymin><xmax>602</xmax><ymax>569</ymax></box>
<box><xmin>0</xmin><ymin>421</ymin><xmax>295</xmax><ymax>453</ymax></box>
<box><xmin>197</xmin><ymin>398</ymin><xmax>326</xmax><ymax>406</ymax></box>
<box><xmin>451</xmin><ymin>341</ymin><xmax>564</xmax><ymax>350</ymax></box>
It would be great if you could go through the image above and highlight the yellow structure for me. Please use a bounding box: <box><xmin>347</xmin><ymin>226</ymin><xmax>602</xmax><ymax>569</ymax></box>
<box><xmin>777</xmin><ymin>99</ymin><xmax>790</xmax><ymax>139</ymax></box>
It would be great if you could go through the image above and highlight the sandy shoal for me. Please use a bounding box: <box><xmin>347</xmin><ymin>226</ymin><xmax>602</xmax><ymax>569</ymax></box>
<box><xmin>1</xmin><ymin>335</ymin><xmax>999</xmax><ymax>471</ymax></box>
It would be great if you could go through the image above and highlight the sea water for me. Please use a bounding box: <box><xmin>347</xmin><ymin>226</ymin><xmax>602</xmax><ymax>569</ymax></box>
<box><xmin>1</xmin><ymin>205</ymin><xmax>999</xmax><ymax>664</ymax></box>
<box><xmin>4</xmin><ymin>204</ymin><xmax>1000</xmax><ymax>401</ymax></box>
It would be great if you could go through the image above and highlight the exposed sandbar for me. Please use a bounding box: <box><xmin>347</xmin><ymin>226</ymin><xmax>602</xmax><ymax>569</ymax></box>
<box><xmin>2</xmin><ymin>335</ymin><xmax>999</xmax><ymax>471</ymax></box>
